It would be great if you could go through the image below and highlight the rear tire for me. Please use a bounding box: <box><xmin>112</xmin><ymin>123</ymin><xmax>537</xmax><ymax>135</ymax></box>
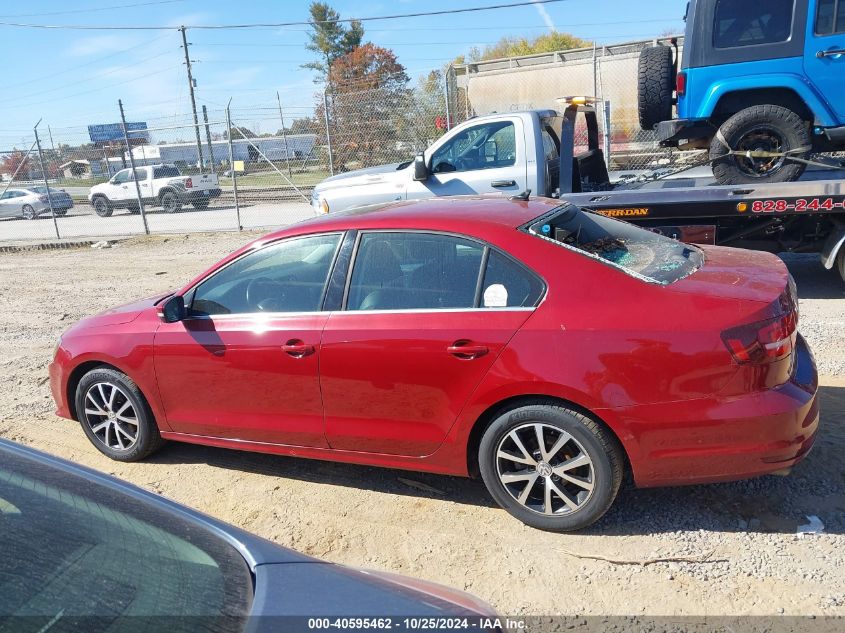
<box><xmin>478</xmin><ymin>403</ymin><xmax>623</xmax><ymax>532</ymax></box>
<box><xmin>638</xmin><ymin>45</ymin><xmax>675</xmax><ymax>131</ymax></box>
<box><xmin>74</xmin><ymin>368</ymin><xmax>164</xmax><ymax>462</ymax></box>
<box><xmin>837</xmin><ymin>248</ymin><xmax>845</xmax><ymax>285</ymax></box>
<box><xmin>710</xmin><ymin>105</ymin><xmax>810</xmax><ymax>185</ymax></box>
<box><xmin>160</xmin><ymin>191</ymin><xmax>182</xmax><ymax>213</ymax></box>
<box><xmin>92</xmin><ymin>196</ymin><xmax>113</xmax><ymax>218</ymax></box>
<box><xmin>22</xmin><ymin>204</ymin><xmax>37</xmax><ymax>220</ymax></box>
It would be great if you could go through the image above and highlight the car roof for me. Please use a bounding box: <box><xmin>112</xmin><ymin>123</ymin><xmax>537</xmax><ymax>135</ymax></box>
<box><xmin>267</xmin><ymin>196</ymin><xmax>563</xmax><ymax>240</ymax></box>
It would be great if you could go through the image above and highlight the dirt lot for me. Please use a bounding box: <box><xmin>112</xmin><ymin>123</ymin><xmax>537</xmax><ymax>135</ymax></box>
<box><xmin>1</xmin><ymin>233</ymin><xmax>844</xmax><ymax>617</ymax></box>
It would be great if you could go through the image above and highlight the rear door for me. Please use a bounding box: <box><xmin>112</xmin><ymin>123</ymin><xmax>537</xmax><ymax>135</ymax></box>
<box><xmin>806</xmin><ymin>0</ymin><xmax>845</xmax><ymax>120</ymax></box>
<box><xmin>319</xmin><ymin>231</ymin><xmax>544</xmax><ymax>457</ymax></box>
<box><xmin>406</xmin><ymin>117</ymin><xmax>527</xmax><ymax>200</ymax></box>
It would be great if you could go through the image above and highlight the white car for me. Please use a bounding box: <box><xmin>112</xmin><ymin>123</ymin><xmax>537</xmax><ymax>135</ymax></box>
<box><xmin>0</xmin><ymin>186</ymin><xmax>74</xmax><ymax>220</ymax></box>
<box><xmin>88</xmin><ymin>164</ymin><xmax>221</xmax><ymax>216</ymax></box>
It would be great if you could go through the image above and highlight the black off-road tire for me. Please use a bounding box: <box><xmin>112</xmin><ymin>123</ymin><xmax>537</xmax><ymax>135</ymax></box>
<box><xmin>638</xmin><ymin>45</ymin><xmax>675</xmax><ymax>131</ymax></box>
<box><xmin>478</xmin><ymin>403</ymin><xmax>624</xmax><ymax>532</ymax></box>
<box><xmin>710</xmin><ymin>105</ymin><xmax>810</xmax><ymax>185</ymax></box>
<box><xmin>192</xmin><ymin>199</ymin><xmax>210</xmax><ymax>210</ymax></box>
<box><xmin>92</xmin><ymin>196</ymin><xmax>113</xmax><ymax>218</ymax></box>
<box><xmin>74</xmin><ymin>367</ymin><xmax>164</xmax><ymax>462</ymax></box>
<box><xmin>160</xmin><ymin>190</ymin><xmax>182</xmax><ymax>213</ymax></box>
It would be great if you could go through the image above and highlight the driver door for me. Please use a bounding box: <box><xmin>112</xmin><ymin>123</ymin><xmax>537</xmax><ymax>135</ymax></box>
<box><xmin>406</xmin><ymin>117</ymin><xmax>527</xmax><ymax>199</ymax></box>
<box><xmin>104</xmin><ymin>169</ymin><xmax>132</xmax><ymax>202</ymax></box>
<box><xmin>153</xmin><ymin>232</ymin><xmax>343</xmax><ymax>447</ymax></box>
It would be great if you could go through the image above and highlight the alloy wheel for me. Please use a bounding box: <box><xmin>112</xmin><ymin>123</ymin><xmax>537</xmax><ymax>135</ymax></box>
<box><xmin>496</xmin><ymin>422</ymin><xmax>595</xmax><ymax>515</ymax></box>
<box><xmin>82</xmin><ymin>382</ymin><xmax>139</xmax><ymax>451</ymax></box>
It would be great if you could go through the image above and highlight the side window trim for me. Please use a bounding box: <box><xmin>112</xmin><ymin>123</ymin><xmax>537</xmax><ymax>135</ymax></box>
<box><xmin>340</xmin><ymin>229</ymin><xmax>545</xmax><ymax>313</ymax></box>
<box><xmin>185</xmin><ymin>231</ymin><xmax>344</xmax><ymax>318</ymax></box>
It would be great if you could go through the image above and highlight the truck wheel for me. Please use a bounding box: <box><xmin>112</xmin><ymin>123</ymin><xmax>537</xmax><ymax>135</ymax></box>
<box><xmin>92</xmin><ymin>196</ymin><xmax>113</xmax><ymax>218</ymax></box>
<box><xmin>160</xmin><ymin>191</ymin><xmax>182</xmax><ymax>213</ymax></box>
<box><xmin>638</xmin><ymin>45</ymin><xmax>675</xmax><ymax>131</ymax></box>
<box><xmin>710</xmin><ymin>105</ymin><xmax>810</xmax><ymax>185</ymax></box>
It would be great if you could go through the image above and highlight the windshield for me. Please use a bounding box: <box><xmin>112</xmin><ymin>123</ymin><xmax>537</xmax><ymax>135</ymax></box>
<box><xmin>0</xmin><ymin>446</ymin><xmax>252</xmax><ymax>627</ymax></box>
<box><xmin>526</xmin><ymin>204</ymin><xmax>703</xmax><ymax>285</ymax></box>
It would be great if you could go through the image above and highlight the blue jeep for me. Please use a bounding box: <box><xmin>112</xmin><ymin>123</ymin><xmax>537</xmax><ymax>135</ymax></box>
<box><xmin>639</xmin><ymin>0</ymin><xmax>845</xmax><ymax>184</ymax></box>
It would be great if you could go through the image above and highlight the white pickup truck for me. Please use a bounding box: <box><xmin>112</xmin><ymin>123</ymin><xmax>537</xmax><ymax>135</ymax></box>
<box><xmin>89</xmin><ymin>164</ymin><xmax>221</xmax><ymax>217</ymax></box>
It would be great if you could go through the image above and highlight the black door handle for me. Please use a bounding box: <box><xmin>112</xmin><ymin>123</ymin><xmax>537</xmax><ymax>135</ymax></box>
<box><xmin>491</xmin><ymin>179</ymin><xmax>516</xmax><ymax>188</ymax></box>
<box><xmin>281</xmin><ymin>339</ymin><xmax>315</xmax><ymax>358</ymax></box>
<box><xmin>817</xmin><ymin>48</ymin><xmax>845</xmax><ymax>58</ymax></box>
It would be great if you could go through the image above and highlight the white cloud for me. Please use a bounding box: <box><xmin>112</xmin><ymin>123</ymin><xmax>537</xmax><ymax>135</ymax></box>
<box><xmin>67</xmin><ymin>35</ymin><xmax>141</xmax><ymax>57</ymax></box>
<box><xmin>531</xmin><ymin>0</ymin><xmax>556</xmax><ymax>32</ymax></box>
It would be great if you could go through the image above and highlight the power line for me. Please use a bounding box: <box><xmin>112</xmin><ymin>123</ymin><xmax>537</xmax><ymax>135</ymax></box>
<box><xmin>0</xmin><ymin>0</ymin><xmax>569</xmax><ymax>30</ymax></box>
<box><xmin>0</xmin><ymin>0</ymin><xmax>186</xmax><ymax>19</ymax></box>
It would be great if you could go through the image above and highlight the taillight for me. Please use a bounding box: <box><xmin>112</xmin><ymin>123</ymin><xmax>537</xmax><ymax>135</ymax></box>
<box><xmin>721</xmin><ymin>309</ymin><xmax>797</xmax><ymax>364</ymax></box>
<box><xmin>185</xmin><ymin>178</ymin><xmax>193</xmax><ymax>188</ymax></box>
<box><xmin>676</xmin><ymin>71</ymin><xmax>687</xmax><ymax>97</ymax></box>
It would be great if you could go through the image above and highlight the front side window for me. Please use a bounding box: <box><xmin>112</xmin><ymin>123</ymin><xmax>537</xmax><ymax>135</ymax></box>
<box><xmin>0</xmin><ymin>449</ymin><xmax>252</xmax><ymax>624</ymax></box>
<box><xmin>112</xmin><ymin>170</ymin><xmax>130</xmax><ymax>184</ymax></box>
<box><xmin>816</xmin><ymin>0</ymin><xmax>845</xmax><ymax>34</ymax></box>
<box><xmin>430</xmin><ymin>121</ymin><xmax>517</xmax><ymax>174</ymax></box>
<box><xmin>347</xmin><ymin>233</ymin><xmax>484</xmax><ymax>310</ymax></box>
<box><xmin>191</xmin><ymin>233</ymin><xmax>341</xmax><ymax>316</ymax></box>
<box><xmin>527</xmin><ymin>205</ymin><xmax>703</xmax><ymax>285</ymax></box>
<box><xmin>714</xmin><ymin>0</ymin><xmax>795</xmax><ymax>48</ymax></box>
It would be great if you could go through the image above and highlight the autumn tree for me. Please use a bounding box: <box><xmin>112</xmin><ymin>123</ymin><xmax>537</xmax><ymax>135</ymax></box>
<box><xmin>302</xmin><ymin>2</ymin><xmax>364</xmax><ymax>82</ymax></box>
<box><xmin>319</xmin><ymin>43</ymin><xmax>410</xmax><ymax>170</ymax></box>
<box><xmin>0</xmin><ymin>151</ymin><xmax>32</xmax><ymax>181</ymax></box>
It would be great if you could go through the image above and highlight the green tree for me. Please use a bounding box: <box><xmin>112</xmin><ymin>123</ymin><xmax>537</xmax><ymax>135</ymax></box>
<box><xmin>302</xmin><ymin>2</ymin><xmax>364</xmax><ymax>82</ymax></box>
<box><xmin>455</xmin><ymin>31</ymin><xmax>592</xmax><ymax>64</ymax></box>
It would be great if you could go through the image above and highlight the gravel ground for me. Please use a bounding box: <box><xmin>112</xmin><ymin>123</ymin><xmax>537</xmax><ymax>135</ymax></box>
<box><xmin>0</xmin><ymin>235</ymin><xmax>843</xmax><ymax>618</ymax></box>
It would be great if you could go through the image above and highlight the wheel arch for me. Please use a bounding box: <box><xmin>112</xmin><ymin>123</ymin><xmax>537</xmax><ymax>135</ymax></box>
<box><xmin>66</xmin><ymin>360</ymin><xmax>124</xmax><ymax>421</ymax></box>
<box><xmin>698</xmin><ymin>78</ymin><xmax>836</xmax><ymax>127</ymax></box>
<box><xmin>464</xmin><ymin>394</ymin><xmax>632</xmax><ymax>481</ymax></box>
<box><xmin>157</xmin><ymin>187</ymin><xmax>180</xmax><ymax>203</ymax></box>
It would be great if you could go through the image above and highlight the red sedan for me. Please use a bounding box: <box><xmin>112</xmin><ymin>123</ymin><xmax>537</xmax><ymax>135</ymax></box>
<box><xmin>49</xmin><ymin>197</ymin><xmax>819</xmax><ymax>531</ymax></box>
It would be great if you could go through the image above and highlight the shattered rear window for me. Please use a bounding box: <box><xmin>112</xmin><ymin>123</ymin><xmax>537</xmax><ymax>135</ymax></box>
<box><xmin>525</xmin><ymin>204</ymin><xmax>703</xmax><ymax>285</ymax></box>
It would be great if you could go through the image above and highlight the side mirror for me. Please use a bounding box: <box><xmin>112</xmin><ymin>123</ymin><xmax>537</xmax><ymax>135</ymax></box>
<box><xmin>157</xmin><ymin>295</ymin><xmax>186</xmax><ymax>323</ymax></box>
<box><xmin>413</xmin><ymin>153</ymin><xmax>429</xmax><ymax>182</ymax></box>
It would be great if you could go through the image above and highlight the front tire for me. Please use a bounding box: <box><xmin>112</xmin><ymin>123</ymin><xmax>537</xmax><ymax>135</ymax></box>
<box><xmin>74</xmin><ymin>368</ymin><xmax>164</xmax><ymax>462</ymax></box>
<box><xmin>478</xmin><ymin>403</ymin><xmax>623</xmax><ymax>532</ymax></box>
<box><xmin>710</xmin><ymin>105</ymin><xmax>810</xmax><ymax>185</ymax></box>
<box><xmin>92</xmin><ymin>196</ymin><xmax>113</xmax><ymax>218</ymax></box>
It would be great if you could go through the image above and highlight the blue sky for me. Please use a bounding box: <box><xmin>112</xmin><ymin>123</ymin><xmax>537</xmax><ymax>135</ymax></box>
<box><xmin>0</xmin><ymin>0</ymin><xmax>685</xmax><ymax>147</ymax></box>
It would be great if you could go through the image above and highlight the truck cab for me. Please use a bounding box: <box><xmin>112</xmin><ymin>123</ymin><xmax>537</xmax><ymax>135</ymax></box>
<box><xmin>311</xmin><ymin>110</ymin><xmax>562</xmax><ymax>215</ymax></box>
<box><xmin>640</xmin><ymin>0</ymin><xmax>845</xmax><ymax>184</ymax></box>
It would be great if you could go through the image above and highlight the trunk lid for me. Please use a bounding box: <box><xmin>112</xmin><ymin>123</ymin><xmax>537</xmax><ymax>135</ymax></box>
<box><xmin>667</xmin><ymin>245</ymin><xmax>789</xmax><ymax>304</ymax></box>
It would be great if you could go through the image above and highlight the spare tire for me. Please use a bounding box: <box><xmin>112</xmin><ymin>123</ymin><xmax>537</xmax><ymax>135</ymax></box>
<box><xmin>638</xmin><ymin>45</ymin><xmax>675</xmax><ymax>131</ymax></box>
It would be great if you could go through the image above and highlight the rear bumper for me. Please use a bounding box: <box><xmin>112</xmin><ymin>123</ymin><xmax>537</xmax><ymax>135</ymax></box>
<box><xmin>182</xmin><ymin>188</ymin><xmax>222</xmax><ymax>202</ymax></box>
<box><xmin>615</xmin><ymin>334</ymin><xmax>819</xmax><ymax>487</ymax></box>
<box><xmin>657</xmin><ymin>118</ymin><xmax>715</xmax><ymax>147</ymax></box>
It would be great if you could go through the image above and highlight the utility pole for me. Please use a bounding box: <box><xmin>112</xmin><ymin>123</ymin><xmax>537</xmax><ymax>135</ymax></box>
<box><xmin>180</xmin><ymin>26</ymin><xmax>205</xmax><ymax>171</ymax></box>
<box><xmin>276</xmin><ymin>91</ymin><xmax>292</xmax><ymax>177</ymax></box>
<box><xmin>202</xmin><ymin>105</ymin><xmax>216</xmax><ymax>174</ymax></box>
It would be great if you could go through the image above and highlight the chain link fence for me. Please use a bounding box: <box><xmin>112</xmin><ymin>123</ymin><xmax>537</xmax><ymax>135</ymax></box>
<box><xmin>1</xmin><ymin>36</ymin><xmax>684</xmax><ymax>243</ymax></box>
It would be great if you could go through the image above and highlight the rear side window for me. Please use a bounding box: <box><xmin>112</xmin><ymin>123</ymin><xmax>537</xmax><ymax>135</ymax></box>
<box><xmin>154</xmin><ymin>166</ymin><xmax>181</xmax><ymax>179</ymax></box>
<box><xmin>816</xmin><ymin>0</ymin><xmax>845</xmax><ymax>34</ymax></box>
<box><xmin>482</xmin><ymin>251</ymin><xmax>545</xmax><ymax>308</ymax></box>
<box><xmin>714</xmin><ymin>0</ymin><xmax>795</xmax><ymax>48</ymax></box>
<box><xmin>526</xmin><ymin>205</ymin><xmax>703</xmax><ymax>285</ymax></box>
<box><xmin>347</xmin><ymin>233</ymin><xmax>484</xmax><ymax>310</ymax></box>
